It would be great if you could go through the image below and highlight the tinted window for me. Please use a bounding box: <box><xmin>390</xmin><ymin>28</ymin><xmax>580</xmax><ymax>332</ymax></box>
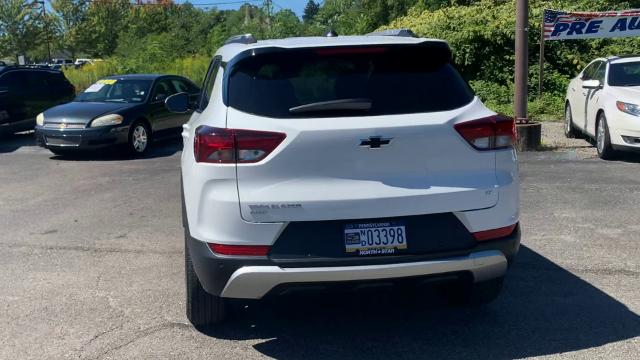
<box><xmin>227</xmin><ymin>45</ymin><xmax>474</xmax><ymax>118</ymax></box>
<box><xmin>582</xmin><ymin>62</ymin><xmax>601</xmax><ymax>80</ymax></box>
<box><xmin>594</xmin><ymin>63</ymin><xmax>606</xmax><ymax>83</ymax></box>
<box><xmin>47</xmin><ymin>72</ymin><xmax>70</xmax><ymax>86</ymax></box>
<box><xmin>0</xmin><ymin>71</ymin><xmax>25</xmax><ymax>89</ymax></box>
<box><xmin>171</xmin><ymin>79</ymin><xmax>199</xmax><ymax>94</ymax></box>
<box><xmin>151</xmin><ymin>79</ymin><xmax>177</xmax><ymax>101</ymax></box>
<box><xmin>608</xmin><ymin>61</ymin><xmax>640</xmax><ymax>86</ymax></box>
<box><xmin>199</xmin><ymin>56</ymin><xmax>222</xmax><ymax>111</ymax></box>
<box><xmin>25</xmin><ymin>71</ymin><xmax>48</xmax><ymax>87</ymax></box>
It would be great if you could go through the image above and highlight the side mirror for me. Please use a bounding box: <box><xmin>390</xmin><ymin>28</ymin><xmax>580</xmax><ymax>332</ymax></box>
<box><xmin>165</xmin><ymin>92</ymin><xmax>190</xmax><ymax>113</ymax></box>
<box><xmin>582</xmin><ymin>80</ymin><xmax>602</xmax><ymax>89</ymax></box>
<box><xmin>154</xmin><ymin>93</ymin><xmax>167</xmax><ymax>102</ymax></box>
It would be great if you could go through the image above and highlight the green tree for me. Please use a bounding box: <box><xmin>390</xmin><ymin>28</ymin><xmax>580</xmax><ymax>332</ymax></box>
<box><xmin>51</xmin><ymin>0</ymin><xmax>90</xmax><ymax>59</ymax></box>
<box><xmin>0</xmin><ymin>0</ymin><xmax>42</xmax><ymax>61</ymax></box>
<box><xmin>302</xmin><ymin>0</ymin><xmax>320</xmax><ymax>23</ymax></box>
<box><xmin>268</xmin><ymin>9</ymin><xmax>301</xmax><ymax>38</ymax></box>
<box><xmin>84</xmin><ymin>0</ymin><xmax>130</xmax><ymax>57</ymax></box>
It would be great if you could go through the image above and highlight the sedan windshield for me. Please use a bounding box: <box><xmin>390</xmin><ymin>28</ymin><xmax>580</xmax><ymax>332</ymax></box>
<box><xmin>609</xmin><ymin>61</ymin><xmax>640</xmax><ymax>86</ymax></box>
<box><xmin>75</xmin><ymin>79</ymin><xmax>152</xmax><ymax>103</ymax></box>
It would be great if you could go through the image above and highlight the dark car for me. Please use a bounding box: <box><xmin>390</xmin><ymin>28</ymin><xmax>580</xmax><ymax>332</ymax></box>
<box><xmin>35</xmin><ymin>74</ymin><xmax>200</xmax><ymax>155</ymax></box>
<box><xmin>0</xmin><ymin>66</ymin><xmax>75</xmax><ymax>136</ymax></box>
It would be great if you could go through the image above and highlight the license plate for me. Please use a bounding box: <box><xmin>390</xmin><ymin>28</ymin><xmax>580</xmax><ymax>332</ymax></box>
<box><xmin>344</xmin><ymin>222</ymin><xmax>407</xmax><ymax>256</ymax></box>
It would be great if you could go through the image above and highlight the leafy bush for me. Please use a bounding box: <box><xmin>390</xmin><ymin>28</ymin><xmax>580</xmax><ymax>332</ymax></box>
<box><xmin>63</xmin><ymin>55</ymin><xmax>210</xmax><ymax>92</ymax></box>
<box><xmin>386</xmin><ymin>0</ymin><xmax>640</xmax><ymax>121</ymax></box>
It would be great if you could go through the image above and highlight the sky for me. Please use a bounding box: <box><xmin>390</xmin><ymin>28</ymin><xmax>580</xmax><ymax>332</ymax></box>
<box><xmin>184</xmin><ymin>0</ymin><xmax>311</xmax><ymax>17</ymax></box>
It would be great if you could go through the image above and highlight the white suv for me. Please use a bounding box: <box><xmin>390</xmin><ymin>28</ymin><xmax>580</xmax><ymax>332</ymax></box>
<box><xmin>565</xmin><ymin>56</ymin><xmax>640</xmax><ymax>159</ymax></box>
<box><xmin>166</xmin><ymin>31</ymin><xmax>520</xmax><ymax>327</ymax></box>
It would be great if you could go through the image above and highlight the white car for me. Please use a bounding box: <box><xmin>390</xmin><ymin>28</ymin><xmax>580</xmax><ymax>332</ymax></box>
<box><xmin>166</xmin><ymin>31</ymin><xmax>521</xmax><ymax>327</ymax></box>
<box><xmin>565</xmin><ymin>56</ymin><xmax>640</xmax><ymax>159</ymax></box>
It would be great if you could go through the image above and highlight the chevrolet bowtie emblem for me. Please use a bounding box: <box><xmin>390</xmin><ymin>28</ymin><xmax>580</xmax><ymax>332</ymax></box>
<box><xmin>360</xmin><ymin>136</ymin><xmax>392</xmax><ymax>149</ymax></box>
<box><xmin>58</xmin><ymin>123</ymin><xmax>68</xmax><ymax>129</ymax></box>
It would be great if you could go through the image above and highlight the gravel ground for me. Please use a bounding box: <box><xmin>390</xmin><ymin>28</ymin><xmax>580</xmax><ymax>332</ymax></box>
<box><xmin>0</xmin><ymin>132</ymin><xmax>638</xmax><ymax>360</ymax></box>
<box><xmin>540</xmin><ymin>121</ymin><xmax>597</xmax><ymax>159</ymax></box>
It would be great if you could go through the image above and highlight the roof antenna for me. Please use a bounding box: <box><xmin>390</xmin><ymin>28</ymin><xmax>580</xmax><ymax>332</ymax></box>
<box><xmin>325</xmin><ymin>29</ymin><xmax>338</xmax><ymax>37</ymax></box>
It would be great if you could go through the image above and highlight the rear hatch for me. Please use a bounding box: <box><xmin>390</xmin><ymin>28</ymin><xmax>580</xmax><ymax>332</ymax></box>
<box><xmin>225</xmin><ymin>43</ymin><xmax>499</xmax><ymax>223</ymax></box>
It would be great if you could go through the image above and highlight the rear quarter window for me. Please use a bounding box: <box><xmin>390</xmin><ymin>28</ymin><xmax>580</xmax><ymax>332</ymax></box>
<box><xmin>227</xmin><ymin>44</ymin><xmax>474</xmax><ymax>118</ymax></box>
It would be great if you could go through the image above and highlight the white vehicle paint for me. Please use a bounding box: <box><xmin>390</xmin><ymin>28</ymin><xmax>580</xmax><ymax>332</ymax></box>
<box><xmin>565</xmin><ymin>56</ymin><xmax>640</xmax><ymax>158</ymax></box>
<box><xmin>173</xmin><ymin>32</ymin><xmax>520</xmax><ymax>326</ymax></box>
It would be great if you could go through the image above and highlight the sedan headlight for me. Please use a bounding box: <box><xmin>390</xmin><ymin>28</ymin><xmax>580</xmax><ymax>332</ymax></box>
<box><xmin>616</xmin><ymin>101</ymin><xmax>640</xmax><ymax>116</ymax></box>
<box><xmin>36</xmin><ymin>113</ymin><xmax>44</xmax><ymax>126</ymax></box>
<box><xmin>90</xmin><ymin>114</ymin><xmax>124</xmax><ymax>127</ymax></box>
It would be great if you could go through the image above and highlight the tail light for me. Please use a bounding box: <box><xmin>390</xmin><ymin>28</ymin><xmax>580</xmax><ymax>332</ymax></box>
<box><xmin>194</xmin><ymin>126</ymin><xmax>286</xmax><ymax>163</ymax></box>
<box><xmin>208</xmin><ymin>243</ymin><xmax>271</xmax><ymax>256</ymax></box>
<box><xmin>473</xmin><ymin>223</ymin><xmax>518</xmax><ymax>241</ymax></box>
<box><xmin>454</xmin><ymin>115</ymin><xmax>516</xmax><ymax>150</ymax></box>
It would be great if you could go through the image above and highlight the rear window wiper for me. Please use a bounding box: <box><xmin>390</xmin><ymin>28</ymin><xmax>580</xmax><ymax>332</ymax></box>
<box><xmin>289</xmin><ymin>98</ymin><xmax>372</xmax><ymax>114</ymax></box>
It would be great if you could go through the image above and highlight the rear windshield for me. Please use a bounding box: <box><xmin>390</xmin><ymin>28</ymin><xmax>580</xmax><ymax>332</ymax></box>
<box><xmin>609</xmin><ymin>61</ymin><xmax>640</xmax><ymax>86</ymax></box>
<box><xmin>227</xmin><ymin>44</ymin><xmax>474</xmax><ymax>118</ymax></box>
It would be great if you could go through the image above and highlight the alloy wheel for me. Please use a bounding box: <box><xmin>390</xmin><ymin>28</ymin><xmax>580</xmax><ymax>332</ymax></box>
<box><xmin>597</xmin><ymin>118</ymin><xmax>605</xmax><ymax>154</ymax></box>
<box><xmin>132</xmin><ymin>125</ymin><xmax>148</xmax><ymax>153</ymax></box>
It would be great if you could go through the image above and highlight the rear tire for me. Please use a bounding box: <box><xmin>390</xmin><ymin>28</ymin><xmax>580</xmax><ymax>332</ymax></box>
<box><xmin>564</xmin><ymin>103</ymin><xmax>578</xmax><ymax>138</ymax></box>
<box><xmin>185</xmin><ymin>231</ymin><xmax>226</xmax><ymax>327</ymax></box>
<box><xmin>446</xmin><ymin>276</ymin><xmax>504</xmax><ymax>306</ymax></box>
<box><xmin>48</xmin><ymin>148</ymin><xmax>75</xmax><ymax>156</ymax></box>
<box><xmin>596</xmin><ymin>113</ymin><xmax>615</xmax><ymax>160</ymax></box>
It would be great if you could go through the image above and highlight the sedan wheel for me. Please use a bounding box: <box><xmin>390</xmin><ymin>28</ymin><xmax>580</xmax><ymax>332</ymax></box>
<box><xmin>129</xmin><ymin>122</ymin><xmax>150</xmax><ymax>155</ymax></box>
<box><xmin>564</xmin><ymin>104</ymin><xmax>577</xmax><ymax>138</ymax></box>
<box><xmin>596</xmin><ymin>114</ymin><xmax>614</xmax><ymax>160</ymax></box>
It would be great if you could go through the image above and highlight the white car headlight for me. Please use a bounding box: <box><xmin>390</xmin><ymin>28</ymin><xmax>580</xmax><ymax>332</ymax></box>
<box><xmin>90</xmin><ymin>114</ymin><xmax>124</xmax><ymax>127</ymax></box>
<box><xmin>616</xmin><ymin>101</ymin><xmax>640</xmax><ymax>116</ymax></box>
<box><xmin>36</xmin><ymin>113</ymin><xmax>44</xmax><ymax>126</ymax></box>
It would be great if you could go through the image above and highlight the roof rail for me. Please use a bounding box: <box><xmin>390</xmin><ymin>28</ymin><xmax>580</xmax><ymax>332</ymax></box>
<box><xmin>609</xmin><ymin>54</ymin><xmax>640</xmax><ymax>60</ymax></box>
<box><xmin>224</xmin><ymin>34</ymin><xmax>258</xmax><ymax>46</ymax></box>
<box><xmin>366</xmin><ymin>29</ymin><xmax>417</xmax><ymax>38</ymax></box>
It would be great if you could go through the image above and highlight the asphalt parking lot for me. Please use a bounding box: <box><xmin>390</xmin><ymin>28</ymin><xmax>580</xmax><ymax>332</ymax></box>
<box><xmin>1</xmin><ymin>127</ymin><xmax>639</xmax><ymax>360</ymax></box>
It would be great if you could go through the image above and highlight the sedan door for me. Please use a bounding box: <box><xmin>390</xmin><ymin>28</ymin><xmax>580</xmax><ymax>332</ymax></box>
<box><xmin>147</xmin><ymin>79</ymin><xmax>178</xmax><ymax>134</ymax></box>
<box><xmin>168</xmin><ymin>78</ymin><xmax>199</xmax><ymax>128</ymax></box>
<box><xmin>585</xmin><ymin>62</ymin><xmax>607</xmax><ymax>136</ymax></box>
<box><xmin>570</xmin><ymin>61</ymin><xmax>601</xmax><ymax>132</ymax></box>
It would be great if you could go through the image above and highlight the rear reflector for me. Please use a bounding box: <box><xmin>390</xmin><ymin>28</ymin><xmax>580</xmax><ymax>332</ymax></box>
<box><xmin>454</xmin><ymin>115</ymin><xmax>516</xmax><ymax>150</ymax></box>
<box><xmin>194</xmin><ymin>126</ymin><xmax>286</xmax><ymax>163</ymax></box>
<box><xmin>208</xmin><ymin>243</ymin><xmax>271</xmax><ymax>256</ymax></box>
<box><xmin>473</xmin><ymin>223</ymin><xmax>518</xmax><ymax>242</ymax></box>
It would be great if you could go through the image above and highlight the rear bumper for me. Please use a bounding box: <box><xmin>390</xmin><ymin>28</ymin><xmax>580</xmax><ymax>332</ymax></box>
<box><xmin>221</xmin><ymin>250</ymin><xmax>507</xmax><ymax>299</ymax></box>
<box><xmin>187</xmin><ymin>225</ymin><xmax>520</xmax><ymax>299</ymax></box>
<box><xmin>35</xmin><ymin>125</ymin><xmax>129</xmax><ymax>149</ymax></box>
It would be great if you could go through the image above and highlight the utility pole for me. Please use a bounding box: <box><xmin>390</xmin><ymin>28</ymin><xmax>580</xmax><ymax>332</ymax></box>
<box><xmin>38</xmin><ymin>0</ymin><xmax>52</xmax><ymax>64</ymax></box>
<box><xmin>264</xmin><ymin>0</ymin><xmax>272</xmax><ymax>29</ymax></box>
<box><xmin>514</xmin><ymin>0</ymin><xmax>529</xmax><ymax>123</ymax></box>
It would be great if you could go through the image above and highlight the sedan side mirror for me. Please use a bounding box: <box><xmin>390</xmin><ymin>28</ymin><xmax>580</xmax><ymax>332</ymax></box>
<box><xmin>582</xmin><ymin>80</ymin><xmax>602</xmax><ymax>89</ymax></box>
<box><xmin>165</xmin><ymin>92</ymin><xmax>190</xmax><ymax>113</ymax></box>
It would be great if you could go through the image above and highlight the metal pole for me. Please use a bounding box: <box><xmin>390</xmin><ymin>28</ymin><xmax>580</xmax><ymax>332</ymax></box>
<box><xmin>538</xmin><ymin>13</ymin><xmax>545</xmax><ymax>98</ymax></box>
<box><xmin>514</xmin><ymin>0</ymin><xmax>529</xmax><ymax>123</ymax></box>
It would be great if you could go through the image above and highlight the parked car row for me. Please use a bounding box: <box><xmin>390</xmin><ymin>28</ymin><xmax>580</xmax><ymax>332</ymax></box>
<box><xmin>35</xmin><ymin>74</ymin><xmax>199</xmax><ymax>155</ymax></box>
<box><xmin>1</xmin><ymin>65</ymin><xmax>200</xmax><ymax>156</ymax></box>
